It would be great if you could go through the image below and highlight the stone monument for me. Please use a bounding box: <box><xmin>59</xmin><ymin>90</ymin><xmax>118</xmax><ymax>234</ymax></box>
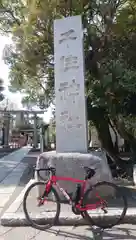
<box><xmin>36</xmin><ymin>16</ymin><xmax>112</xmax><ymax>198</ymax></box>
<box><xmin>54</xmin><ymin>15</ymin><xmax>88</xmax><ymax>153</ymax></box>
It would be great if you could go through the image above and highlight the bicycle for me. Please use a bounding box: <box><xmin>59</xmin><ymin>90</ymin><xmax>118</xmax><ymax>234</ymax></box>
<box><xmin>23</xmin><ymin>166</ymin><xmax>127</xmax><ymax>230</ymax></box>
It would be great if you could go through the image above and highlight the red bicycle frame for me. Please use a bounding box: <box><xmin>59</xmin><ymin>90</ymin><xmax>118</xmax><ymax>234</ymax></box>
<box><xmin>42</xmin><ymin>174</ymin><xmax>105</xmax><ymax>211</ymax></box>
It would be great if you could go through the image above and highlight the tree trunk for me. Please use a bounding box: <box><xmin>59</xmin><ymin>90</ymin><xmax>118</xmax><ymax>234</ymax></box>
<box><xmin>88</xmin><ymin>121</ymin><xmax>92</xmax><ymax>145</ymax></box>
<box><xmin>113</xmin><ymin>117</ymin><xmax>136</xmax><ymax>158</ymax></box>
<box><xmin>87</xmin><ymin>98</ymin><xmax>134</xmax><ymax>176</ymax></box>
<box><xmin>109</xmin><ymin>120</ymin><xmax>119</xmax><ymax>154</ymax></box>
<box><xmin>87</xmin><ymin>106</ymin><xmax>131</xmax><ymax>173</ymax></box>
<box><xmin>88</xmin><ymin>107</ymin><xmax>114</xmax><ymax>151</ymax></box>
<box><xmin>93</xmin><ymin>117</ymin><xmax>115</xmax><ymax>153</ymax></box>
<box><xmin>87</xmin><ymin>107</ymin><xmax>120</xmax><ymax>163</ymax></box>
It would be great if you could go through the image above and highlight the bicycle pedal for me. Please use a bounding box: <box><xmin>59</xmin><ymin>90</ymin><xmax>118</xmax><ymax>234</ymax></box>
<box><xmin>37</xmin><ymin>198</ymin><xmax>44</xmax><ymax>207</ymax></box>
<box><xmin>104</xmin><ymin>209</ymin><xmax>108</xmax><ymax>214</ymax></box>
<box><xmin>101</xmin><ymin>207</ymin><xmax>108</xmax><ymax>214</ymax></box>
<box><xmin>37</xmin><ymin>201</ymin><xmax>44</xmax><ymax>207</ymax></box>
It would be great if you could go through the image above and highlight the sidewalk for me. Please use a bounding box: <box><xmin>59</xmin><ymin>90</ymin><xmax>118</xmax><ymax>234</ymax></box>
<box><xmin>0</xmin><ymin>147</ymin><xmax>31</xmax><ymax>216</ymax></box>
<box><xmin>0</xmin><ymin>224</ymin><xmax>136</xmax><ymax>239</ymax></box>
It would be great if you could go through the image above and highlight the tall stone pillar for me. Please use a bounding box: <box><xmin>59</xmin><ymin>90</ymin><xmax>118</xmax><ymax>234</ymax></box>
<box><xmin>43</xmin><ymin>124</ymin><xmax>49</xmax><ymax>148</ymax></box>
<box><xmin>44</xmin><ymin>129</ymin><xmax>48</xmax><ymax>148</ymax></box>
<box><xmin>16</xmin><ymin>112</ymin><xmax>24</xmax><ymax>127</ymax></box>
<box><xmin>33</xmin><ymin>114</ymin><xmax>38</xmax><ymax>148</ymax></box>
<box><xmin>3</xmin><ymin>112</ymin><xmax>10</xmax><ymax>147</ymax></box>
<box><xmin>40</xmin><ymin>125</ymin><xmax>44</xmax><ymax>152</ymax></box>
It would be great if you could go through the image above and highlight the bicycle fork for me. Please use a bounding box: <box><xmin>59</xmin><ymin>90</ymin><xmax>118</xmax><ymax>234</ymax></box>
<box><xmin>37</xmin><ymin>181</ymin><xmax>52</xmax><ymax>206</ymax></box>
<box><xmin>96</xmin><ymin>194</ymin><xmax>108</xmax><ymax>214</ymax></box>
<box><xmin>89</xmin><ymin>193</ymin><xmax>108</xmax><ymax>214</ymax></box>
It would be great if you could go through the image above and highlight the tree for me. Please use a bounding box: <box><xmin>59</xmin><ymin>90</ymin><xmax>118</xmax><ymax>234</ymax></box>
<box><xmin>1</xmin><ymin>0</ymin><xmax>136</xmax><ymax>175</ymax></box>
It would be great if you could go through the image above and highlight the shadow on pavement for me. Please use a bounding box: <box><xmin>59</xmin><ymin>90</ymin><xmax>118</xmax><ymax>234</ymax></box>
<box><xmin>43</xmin><ymin>227</ymin><xmax>94</xmax><ymax>240</ymax></box>
<box><xmin>39</xmin><ymin>224</ymin><xmax>136</xmax><ymax>240</ymax></box>
<box><xmin>18</xmin><ymin>156</ymin><xmax>37</xmax><ymax>186</ymax></box>
<box><xmin>87</xmin><ymin>225</ymin><xmax>136</xmax><ymax>240</ymax></box>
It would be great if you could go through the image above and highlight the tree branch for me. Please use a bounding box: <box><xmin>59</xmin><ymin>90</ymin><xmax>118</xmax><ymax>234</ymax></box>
<box><xmin>0</xmin><ymin>5</ymin><xmax>21</xmax><ymax>25</ymax></box>
<box><xmin>0</xmin><ymin>27</ymin><xmax>11</xmax><ymax>34</ymax></box>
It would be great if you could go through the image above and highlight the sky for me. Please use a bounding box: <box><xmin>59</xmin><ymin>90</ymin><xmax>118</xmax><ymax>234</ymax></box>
<box><xmin>0</xmin><ymin>35</ymin><xmax>52</xmax><ymax>123</ymax></box>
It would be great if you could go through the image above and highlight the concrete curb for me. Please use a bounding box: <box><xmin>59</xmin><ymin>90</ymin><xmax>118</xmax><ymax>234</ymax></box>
<box><xmin>1</xmin><ymin>209</ymin><xmax>136</xmax><ymax>226</ymax></box>
<box><xmin>1</xmin><ymin>212</ymin><xmax>85</xmax><ymax>226</ymax></box>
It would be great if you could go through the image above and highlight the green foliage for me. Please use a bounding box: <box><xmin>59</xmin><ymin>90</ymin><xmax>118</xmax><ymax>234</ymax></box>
<box><xmin>1</xmin><ymin>0</ymin><xmax>136</xmax><ymax>117</ymax></box>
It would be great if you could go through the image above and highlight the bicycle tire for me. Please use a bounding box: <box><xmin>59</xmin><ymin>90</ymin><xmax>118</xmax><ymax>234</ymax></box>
<box><xmin>81</xmin><ymin>181</ymin><xmax>127</xmax><ymax>229</ymax></box>
<box><xmin>23</xmin><ymin>181</ymin><xmax>60</xmax><ymax>230</ymax></box>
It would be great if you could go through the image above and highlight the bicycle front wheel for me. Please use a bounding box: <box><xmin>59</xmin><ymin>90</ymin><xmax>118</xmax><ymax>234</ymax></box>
<box><xmin>23</xmin><ymin>181</ymin><xmax>60</xmax><ymax>230</ymax></box>
<box><xmin>82</xmin><ymin>181</ymin><xmax>127</xmax><ymax>229</ymax></box>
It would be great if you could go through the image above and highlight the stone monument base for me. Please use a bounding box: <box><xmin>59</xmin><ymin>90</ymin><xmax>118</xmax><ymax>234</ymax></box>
<box><xmin>35</xmin><ymin>150</ymin><xmax>113</xmax><ymax>201</ymax></box>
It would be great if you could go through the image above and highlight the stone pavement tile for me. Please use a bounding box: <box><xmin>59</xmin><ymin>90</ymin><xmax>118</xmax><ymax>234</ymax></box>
<box><xmin>1</xmin><ymin>163</ymin><xmax>27</xmax><ymax>187</ymax></box>
<box><xmin>0</xmin><ymin>186</ymin><xmax>15</xmax><ymax>194</ymax></box>
<box><xmin>36</xmin><ymin>226</ymin><xmax>94</xmax><ymax>240</ymax></box>
<box><xmin>69</xmin><ymin>226</ymin><xmax>94</xmax><ymax>239</ymax></box>
<box><xmin>91</xmin><ymin>224</ymin><xmax>136</xmax><ymax>240</ymax></box>
<box><xmin>0</xmin><ymin>194</ymin><xmax>12</xmax><ymax>208</ymax></box>
<box><xmin>0</xmin><ymin>226</ymin><xmax>12</xmax><ymax>236</ymax></box>
<box><xmin>2</xmin><ymin>227</ymin><xmax>40</xmax><ymax>240</ymax></box>
<box><xmin>6</xmin><ymin>147</ymin><xmax>31</xmax><ymax>163</ymax></box>
<box><xmin>2</xmin><ymin>175</ymin><xmax>22</xmax><ymax>186</ymax></box>
<box><xmin>0</xmin><ymin>171</ymin><xmax>11</xmax><ymax>183</ymax></box>
<box><xmin>0</xmin><ymin>147</ymin><xmax>30</xmax><ymax>187</ymax></box>
<box><xmin>0</xmin><ymin>224</ymin><xmax>136</xmax><ymax>240</ymax></box>
<box><xmin>36</xmin><ymin>229</ymin><xmax>65</xmax><ymax>240</ymax></box>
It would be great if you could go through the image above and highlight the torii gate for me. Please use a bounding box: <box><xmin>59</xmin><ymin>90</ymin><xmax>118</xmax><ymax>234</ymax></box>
<box><xmin>0</xmin><ymin>109</ymin><xmax>44</xmax><ymax>148</ymax></box>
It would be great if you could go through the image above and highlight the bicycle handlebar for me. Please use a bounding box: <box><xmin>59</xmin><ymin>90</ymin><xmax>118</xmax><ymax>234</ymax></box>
<box><xmin>35</xmin><ymin>165</ymin><xmax>97</xmax><ymax>173</ymax></box>
<box><xmin>34</xmin><ymin>166</ymin><xmax>56</xmax><ymax>181</ymax></box>
<box><xmin>34</xmin><ymin>165</ymin><xmax>97</xmax><ymax>181</ymax></box>
<box><xmin>34</xmin><ymin>166</ymin><xmax>56</xmax><ymax>173</ymax></box>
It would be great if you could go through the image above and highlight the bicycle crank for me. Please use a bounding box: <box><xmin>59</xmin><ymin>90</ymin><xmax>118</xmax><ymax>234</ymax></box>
<box><xmin>101</xmin><ymin>207</ymin><xmax>108</xmax><ymax>214</ymax></box>
<box><xmin>37</xmin><ymin>197</ymin><xmax>44</xmax><ymax>207</ymax></box>
<box><xmin>72</xmin><ymin>203</ymin><xmax>81</xmax><ymax>215</ymax></box>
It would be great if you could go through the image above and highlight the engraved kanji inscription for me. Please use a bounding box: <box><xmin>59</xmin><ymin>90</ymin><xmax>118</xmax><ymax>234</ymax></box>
<box><xmin>59</xmin><ymin>29</ymin><xmax>77</xmax><ymax>44</ymax></box>
<box><xmin>60</xmin><ymin>55</ymin><xmax>79</xmax><ymax>72</ymax></box>
<box><xmin>58</xmin><ymin>79</ymin><xmax>80</xmax><ymax>103</ymax></box>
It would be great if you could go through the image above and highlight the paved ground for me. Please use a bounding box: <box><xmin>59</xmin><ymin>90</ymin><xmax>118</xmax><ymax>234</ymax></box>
<box><xmin>0</xmin><ymin>147</ymin><xmax>33</xmax><ymax>217</ymax></box>
<box><xmin>1</xmin><ymin>150</ymin><xmax>136</xmax><ymax>239</ymax></box>
<box><xmin>0</xmin><ymin>147</ymin><xmax>31</xmax><ymax>183</ymax></box>
<box><xmin>0</xmin><ymin>224</ymin><xmax>136</xmax><ymax>239</ymax></box>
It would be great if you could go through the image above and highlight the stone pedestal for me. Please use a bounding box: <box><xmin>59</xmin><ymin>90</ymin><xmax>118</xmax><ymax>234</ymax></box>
<box><xmin>35</xmin><ymin>150</ymin><xmax>113</xmax><ymax>200</ymax></box>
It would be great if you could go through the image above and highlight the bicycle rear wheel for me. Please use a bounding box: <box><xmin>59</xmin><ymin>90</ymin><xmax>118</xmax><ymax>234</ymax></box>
<box><xmin>23</xmin><ymin>181</ymin><xmax>60</xmax><ymax>230</ymax></box>
<box><xmin>82</xmin><ymin>181</ymin><xmax>127</xmax><ymax>229</ymax></box>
